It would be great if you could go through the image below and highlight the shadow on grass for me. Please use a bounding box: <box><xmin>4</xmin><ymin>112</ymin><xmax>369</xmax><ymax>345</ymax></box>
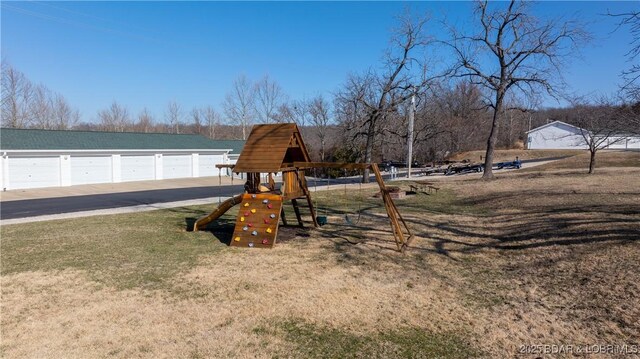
<box><xmin>180</xmin><ymin>183</ymin><xmax>638</xmax><ymax>273</ymax></box>
<box><xmin>193</xmin><ymin>217</ymin><xmax>235</xmax><ymax>245</ymax></box>
<box><xmin>311</xmin><ymin>185</ymin><xmax>639</xmax><ymax>273</ymax></box>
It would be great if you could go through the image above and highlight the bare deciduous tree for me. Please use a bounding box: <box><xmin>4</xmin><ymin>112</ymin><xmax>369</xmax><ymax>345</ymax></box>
<box><xmin>201</xmin><ymin>106</ymin><xmax>220</xmax><ymax>139</ymax></box>
<box><xmin>2</xmin><ymin>62</ymin><xmax>80</xmax><ymax>130</ymax></box>
<box><xmin>98</xmin><ymin>101</ymin><xmax>130</xmax><ymax>132</ymax></box>
<box><xmin>191</xmin><ymin>107</ymin><xmax>203</xmax><ymax>135</ymax></box>
<box><xmin>309</xmin><ymin>95</ymin><xmax>332</xmax><ymax>161</ymax></box>
<box><xmin>255</xmin><ymin>75</ymin><xmax>286</xmax><ymax>124</ymax></box>
<box><xmin>1</xmin><ymin>61</ymin><xmax>33</xmax><ymax>128</ymax></box>
<box><xmin>165</xmin><ymin>101</ymin><xmax>182</xmax><ymax>134</ymax></box>
<box><xmin>337</xmin><ymin>13</ymin><xmax>438</xmax><ymax>182</ymax></box>
<box><xmin>51</xmin><ymin>94</ymin><xmax>79</xmax><ymax>130</ymax></box>
<box><xmin>273</xmin><ymin>102</ymin><xmax>296</xmax><ymax>124</ymax></box>
<box><xmin>30</xmin><ymin>85</ymin><xmax>54</xmax><ymax>129</ymax></box>
<box><xmin>609</xmin><ymin>11</ymin><xmax>640</xmax><ymax>101</ymax></box>
<box><xmin>223</xmin><ymin>75</ymin><xmax>255</xmax><ymax>140</ymax></box>
<box><xmin>136</xmin><ymin>107</ymin><xmax>154</xmax><ymax>133</ymax></box>
<box><xmin>443</xmin><ymin>0</ymin><xmax>588</xmax><ymax>179</ymax></box>
<box><xmin>571</xmin><ymin>97</ymin><xmax>631</xmax><ymax>174</ymax></box>
<box><xmin>291</xmin><ymin>98</ymin><xmax>312</xmax><ymax>127</ymax></box>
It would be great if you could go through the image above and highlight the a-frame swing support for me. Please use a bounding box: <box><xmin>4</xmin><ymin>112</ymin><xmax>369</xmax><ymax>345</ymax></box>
<box><xmin>293</xmin><ymin>161</ymin><xmax>414</xmax><ymax>252</ymax></box>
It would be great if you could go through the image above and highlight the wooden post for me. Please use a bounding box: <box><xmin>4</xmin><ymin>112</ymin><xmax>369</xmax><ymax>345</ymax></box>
<box><xmin>371</xmin><ymin>163</ymin><xmax>412</xmax><ymax>251</ymax></box>
<box><xmin>295</xmin><ymin>170</ymin><xmax>319</xmax><ymax>228</ymax></box>
<box><xmin>291</xmin><ymin>199</ymin><xmax>304</xmax><ymax>227</ymax></box>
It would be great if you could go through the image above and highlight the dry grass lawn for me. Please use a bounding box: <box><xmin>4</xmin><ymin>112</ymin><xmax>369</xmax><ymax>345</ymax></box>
<box><xmin>447</xmin><ymin>148</ymin><xmax>585</xmax><ymax>163</ymax></box>
<box><xmin>1</xmin><ymin>165</ymin><xmax>639</xmax><ymax>358</ymax></box>
<box><xmin>521</xmin><ymin>150</ymin><xmax>640</xmax><ymax>171</ymax></box>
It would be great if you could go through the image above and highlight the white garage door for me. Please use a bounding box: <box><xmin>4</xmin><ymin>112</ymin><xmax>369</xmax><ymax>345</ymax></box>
<box><xmin>71</xmin><ymin>156</ymin><xmax>112</xmax><ymax>185</ymax></box>
<box><xmin>121</xmin><ymin>155</ymin><xmax>155</xmax><ymax>182</ymax></box>
<box><xmin>8</xmin><ymin>156</ymin><xmax>60</xmax><ymax>189</ymax></box>
<box><xmin>198</xmin><ymin>154</ymin><xmax>223</xmax><ymax>177</ymax></box>
<box><xmin>163</xmin><ymin>155</ymin><xmax>192</xmax><ymax>179</ymax></box>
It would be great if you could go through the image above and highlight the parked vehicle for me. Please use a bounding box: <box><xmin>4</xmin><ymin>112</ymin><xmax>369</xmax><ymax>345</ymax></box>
<box><xmin>445</xmin><ymin>163</ymin><xmax>484</xmax><ymax>175</ymax></box>
<box><xmin>495</xmin><ymin>158</ymin><xmax>522</xmax><ymax>170</ymax></box>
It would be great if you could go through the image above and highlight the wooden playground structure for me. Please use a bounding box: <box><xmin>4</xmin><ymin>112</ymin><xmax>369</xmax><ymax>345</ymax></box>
<box><xmin>192</xmin><ymin>123</ymin><xmax>413</xmax><ymax>252</ymax></box>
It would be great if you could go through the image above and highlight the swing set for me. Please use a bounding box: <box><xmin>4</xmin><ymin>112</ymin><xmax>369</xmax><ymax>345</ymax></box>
<box><xmin>312</xmin><ymin>168</ymin><xmax>363</xmax><ymax>226</ymax></box>
<box><xmin>191</xmin><ymin>123</ymin><xmax>413</xmax><ymax>252</ymax></box>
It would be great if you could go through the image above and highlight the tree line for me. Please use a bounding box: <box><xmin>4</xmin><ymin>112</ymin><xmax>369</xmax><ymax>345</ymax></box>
<box><xmin>2</xmin><ymin>1</ymin><xmax>638</xmax><ymax>179</ymax></box>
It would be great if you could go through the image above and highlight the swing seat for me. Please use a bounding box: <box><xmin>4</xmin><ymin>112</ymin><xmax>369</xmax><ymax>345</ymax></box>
<box><xmin>316</xmin><ymin>215</ymin><xmax>328</xmax><ymax>226</ymax></box>
<box><xmin>344</xmin><ymin>214</ymin><xmax>361</xmax><ymax>225</ymax></box>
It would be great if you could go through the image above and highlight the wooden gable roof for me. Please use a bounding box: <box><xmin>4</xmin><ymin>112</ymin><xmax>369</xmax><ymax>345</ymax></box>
<box><xmin>232</xmin><ymin>123</ymin><xmax>311</xmax><ymax>173</ymax></box>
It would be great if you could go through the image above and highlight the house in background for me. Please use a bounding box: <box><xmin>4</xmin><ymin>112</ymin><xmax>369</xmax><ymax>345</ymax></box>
<box><xmin>0</xmin><ymin>128</ymin><xmax>244</xmax><ymax>191</ymax></box>
<box><xmin>526</xmin><ymin>120</ymin><xmax>640</xmax><ymax>150</ymax></box>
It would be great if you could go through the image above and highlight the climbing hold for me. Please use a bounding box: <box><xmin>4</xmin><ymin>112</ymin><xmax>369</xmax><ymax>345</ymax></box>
<box><xmin>250</xmin><ymin>208</ymin><xmax>257</xmax><ymax>214</ymax></box>
<box><xmin>269</xmin><ymin>214</ymin><xmax>276</xmax><ymax>219</ymax></box>
<box><xmin>264</xmin><ymin>218</ymin><xmax>270</xmax><ymax>224</ymax></box>
<box><xmin>251</xmin><ymin>194</ymin><xmax>257</xmax><ymax>198</ymax></box>
<box><xmin>267</xmin><ymin>203</ymin><xmax>273</xmax><ymax>209</ymax></box>
<box><xmin>262</xmin><ymin>199</ymin><xmax>269</xmax><ymax>204</ymax></box>
<box><xmin>266</xmin><ymin>227</ymin><xmax>273</xmax><ymax>234</ymax></box>
<box><xmin>234</xmin><ymin>237</ymin><xmax>241</xmax><ymax>242</ymax></box>
<box><xmin>248</xmin><ymin>242</ymin><xmax>254</xmax><ymax>247</ymax></box>
<box><xmin>240</xmin><ymin>216</ymin><xmax>245</xmax><ymax>222</ymax></box>
<box><xmin>251</xmin><ymin>230</ymin><xmax>258</xmax><ymax>236</ymax></box>
<box><xmin>243</xmin><ymin>202</ymin><xmax>249</xmax><ymax>207</ymax></box>
<box><xmin>248</xmin><ymin>223</ymin><xmax>253</xmax><ymax>227</ymax></box>
<box><xmin>244</xmin><ymin>211</ymin><xmax>250</xmax><ymax>216</ymax></box>
<box><xmin>243</xmin><ymin>226</ymin><xmax>248</xmax><ymax>231</ymax></box>
<box><xmin>262</xmin><ymin>239</ymin><xmax>269</xmax><ymax>245</ymax></box>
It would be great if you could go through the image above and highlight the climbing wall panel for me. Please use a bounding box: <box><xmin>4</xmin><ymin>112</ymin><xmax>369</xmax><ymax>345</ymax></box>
<box><xmin>231</xmin><ymin>193</ymin><xmax>283</xmax><ymax>248</ymax></box>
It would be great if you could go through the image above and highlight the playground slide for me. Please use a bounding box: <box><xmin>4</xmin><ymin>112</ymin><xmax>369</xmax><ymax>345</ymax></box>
<box><xmin>193</xmin><ymin>194</ymin><xmax>244</xmax><ymax>231</ymax></box>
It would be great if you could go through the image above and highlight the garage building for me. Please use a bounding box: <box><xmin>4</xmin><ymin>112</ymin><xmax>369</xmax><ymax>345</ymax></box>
<box><xmin>526</xmin><ymin>120</ymin><xmax>640</xmax><ymax>150</ymax></box>
<box><xmin>0</xmin><ymin>128</ymin><xmax>244</xmax><ymax>191</ymax></box>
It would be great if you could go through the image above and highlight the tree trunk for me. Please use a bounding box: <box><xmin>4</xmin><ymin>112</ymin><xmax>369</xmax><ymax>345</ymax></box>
<box><xmin>362</xmin><ymin>117</ymin><xmax>376</xmax><ymax>183</ymax></box>
<box><xmin>588</xmin><ymin>150</ymin><xmax>596</xmax><ymax>174</ymax></box>
<box><xmin>482</xmin><ymin>94</ymin><xmax>504</xmax><ymax>180</ymax></box>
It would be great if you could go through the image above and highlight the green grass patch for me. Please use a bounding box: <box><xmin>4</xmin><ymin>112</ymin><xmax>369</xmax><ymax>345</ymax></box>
<box><xmin>1</xmin><ymin>184</ymin><xmax>483</xmax><ymax>291</ymax></box>
<box><xmin>1</xmin><ymin>205</ymin><xmax>226</xmax><ymax>290</ymax></box>
<box><xmin>255</xmin><ymin>319</ymin><xmax>482</xmax><ymax>358</ymax></box>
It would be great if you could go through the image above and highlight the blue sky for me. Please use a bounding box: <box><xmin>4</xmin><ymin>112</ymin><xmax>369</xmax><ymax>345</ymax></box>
<box><xmin>1</xmin><ymin>1</ymin><xmax>637</xmax><ymax>124</ymax></box>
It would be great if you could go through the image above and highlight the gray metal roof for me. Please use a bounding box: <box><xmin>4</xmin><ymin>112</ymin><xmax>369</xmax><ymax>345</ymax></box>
<box><xmin>0</xmin><ymin>128</ymin><xmax>245</xmax><ymax>153</ymax></box>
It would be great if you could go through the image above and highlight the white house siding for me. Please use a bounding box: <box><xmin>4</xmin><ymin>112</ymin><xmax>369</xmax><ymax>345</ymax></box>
<box><xmin>527</xmin><ymin>122</ymin><xmax>588</xmax><ymax>150</ymax></box>
<box><xmin>121</xmin><ymin>155</ymin><xmax>156</xmax><ymax>182</ymax></box>
<box><xmin>162</xmin><ymin>154</ymin><xmax>193</xmax><ymax>179</ymax></box>
<box><xmin>199</xmin><ymin>154</ymin><xmax>224</xmax><ymax>177</ymax></box>
<box><xmin>0</xmin><ymin>150</ymin><xmax>236</xmax><ymax>191</ymax></box>
<box><xmin>605</xmin><ymin>136</ymin><xmax>640</xmax><ymax>150</ymax></box>
<box><xmin>70</xmin><ymin>156</ymin><xmax>113</xmax><ymax>185</ymax></box>
<box><xmin>7</xmin><ymin>156</ymin><xmax>61</xmax><ymax>189</ymax></box>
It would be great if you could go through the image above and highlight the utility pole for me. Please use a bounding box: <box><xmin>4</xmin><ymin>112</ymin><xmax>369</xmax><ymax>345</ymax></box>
<box><xmin>406</xmin><ymin>90</ymin><xmax>415</xmax><ymax>178</ymax></box>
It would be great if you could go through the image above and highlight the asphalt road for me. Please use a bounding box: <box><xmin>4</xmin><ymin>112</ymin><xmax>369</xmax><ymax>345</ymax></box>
<box><xmin>0</xmin><ymin>174</ymin><xmax>392</xmax><ymax>220</ymax></box>
<box><xmin>0</xmin><ymin>184</ymin><xmax>245</xmax><ymax>220</ymax></box>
